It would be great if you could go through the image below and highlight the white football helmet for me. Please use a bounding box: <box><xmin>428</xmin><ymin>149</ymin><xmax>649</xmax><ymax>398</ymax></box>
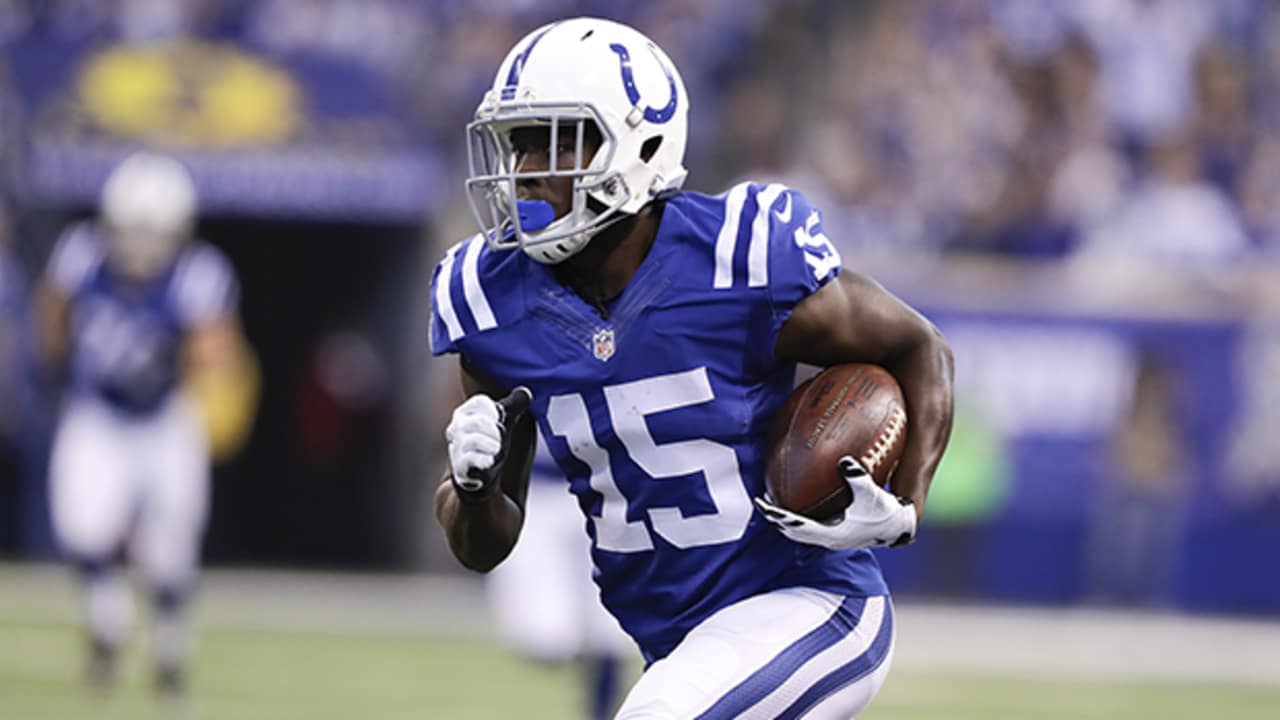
<box><xmin>466</xmin><ymin>17</ymin><xmax>689</xmax><ymax>264</ymax></box>
<box><xmin>100</xmin><ymin>151</ymin><xmax>197</xmax><ymax>279</ymax></box>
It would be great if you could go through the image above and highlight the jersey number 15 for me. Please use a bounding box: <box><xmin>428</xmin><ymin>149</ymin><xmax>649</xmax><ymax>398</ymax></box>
<box><xmin>546</xmin><ymin>367</ymin><xmax>753</xmax><ymax>553</ymax></box>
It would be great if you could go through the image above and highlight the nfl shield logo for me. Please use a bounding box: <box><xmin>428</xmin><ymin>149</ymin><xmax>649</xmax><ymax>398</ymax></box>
<box><xmin>592</xmin><ymin>328</ymin><xmax>616</xmax><ymax>362</ymax></box>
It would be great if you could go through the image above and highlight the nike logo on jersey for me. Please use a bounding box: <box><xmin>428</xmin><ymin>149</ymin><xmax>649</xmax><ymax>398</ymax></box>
<box><xmin>774</xmin><ymin>193</ymin><xmax>792</xmax><ymax>224</ymax></box>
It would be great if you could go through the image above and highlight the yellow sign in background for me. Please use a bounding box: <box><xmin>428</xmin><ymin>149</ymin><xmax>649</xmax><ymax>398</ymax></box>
<box><xmin>76</xmin><ymin>40</ymin><xmax>302</xmax><ymax>147</ymax></box>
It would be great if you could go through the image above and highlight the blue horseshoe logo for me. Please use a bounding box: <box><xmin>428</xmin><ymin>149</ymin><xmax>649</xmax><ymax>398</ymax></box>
<box><xmin>502</xmin><ymin>22</ymin><xmax>560</xmax><ymax>100</ymax></box>
<box><xmin>608</xmin><ymin>43</ymin><xmax>678</xmax><ymax>124</ymax></box>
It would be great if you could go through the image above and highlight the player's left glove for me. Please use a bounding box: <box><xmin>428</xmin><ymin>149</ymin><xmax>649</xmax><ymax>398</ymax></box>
<box><xmin>755</xmin><ymin>456</ymin><xmax>917</xmax><ymax>550</ymax></box>
<box><xmin>444</xmin><ymin>387</ymin><xmax>533</xmax><ymax>503</ymax></box>
<box><xmin>445</xmin><ymin>394</ymin><xmax>505</xmax><ymax>501</ymax></box>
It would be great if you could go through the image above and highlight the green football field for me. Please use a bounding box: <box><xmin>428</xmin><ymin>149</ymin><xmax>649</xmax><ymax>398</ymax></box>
<box><xmin>2</xmin><ymin>566</ymin><xmax>1277</xmax><ymax>719</ymax></box>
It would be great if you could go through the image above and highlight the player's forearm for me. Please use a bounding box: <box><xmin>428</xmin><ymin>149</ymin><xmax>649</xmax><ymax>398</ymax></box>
<box><xmin>434</xmin><ymin>478</ymin><xmax>523</xmax><ymax>572</ymax></box>
<box><xmin>885</xmin><ymin>327</ymin><xmax>954</xmax><ymax>515</ymax></box>
<box><xmin>34</xmin><ymin>284</ymin><xmax>71</xmax><ymax>372</ymax></box>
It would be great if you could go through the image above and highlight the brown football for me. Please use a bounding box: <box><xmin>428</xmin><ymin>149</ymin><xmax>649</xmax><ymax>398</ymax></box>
<box><xmin>764</xmin><ymin>364</ymin><xmax>908</xmax><ymax>521</ymax></box>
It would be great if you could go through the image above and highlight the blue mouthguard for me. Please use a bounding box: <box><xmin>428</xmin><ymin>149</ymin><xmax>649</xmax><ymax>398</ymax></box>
<box><xmin>516</xmin><ymin>200</ymin><xmax>556</xmax><ymax>232</ymax></box>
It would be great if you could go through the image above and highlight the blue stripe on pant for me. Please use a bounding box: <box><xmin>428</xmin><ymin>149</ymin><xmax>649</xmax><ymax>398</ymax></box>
<box><xmin>778</xmin><ymin>599</ymin><xmax>893</xmax><ymax>719</ymax></box>
<box><xmin>694</xmin><ymin>595</ymin><xmax>890</xmax><ymax>720</ymax></box>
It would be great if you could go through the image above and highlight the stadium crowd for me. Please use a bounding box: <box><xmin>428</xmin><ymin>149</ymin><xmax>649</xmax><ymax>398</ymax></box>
<box><xmin>2</xmin><ymin>0</ymin><xmax>1277</xmax><ymax>264</ymax></box>
<box><xmin>332</xmin><ymin>0</ymin><xmax>1280</xmax><ymax>269</ymax></box>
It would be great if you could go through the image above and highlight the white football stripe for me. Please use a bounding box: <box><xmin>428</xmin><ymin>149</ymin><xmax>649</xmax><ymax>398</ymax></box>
<box><xmin>748</xmin><ymin>183</ymin><xmax>787</xmax><ymax>288</ymax></box>
<box><xmin>434</xmin><ymin>244</ymin><xmax>465</xmax><ymax>341</ymax></box>
<box><xmin>713</xmin><ymin>182</ymin><xmax>751</xmax><ymax>289</ymax></box>
<box><xmin>175</xmin><ymin>248</ymin><xmax>232</xmax><ymax>323</ymax></box>
<box><xmin>677</xmin><ymin>588</ymin><xmax>853</xmax><ymax>718</ymax></box>
<box><xmin>741</xmin><ymin>595</ymin><xmax>888</xmax><ymax>718</ymax></box>
<box><xmin>460</xmin><ymin>236</ymin><xmax>497</xmax><ymax>331</ymax></box>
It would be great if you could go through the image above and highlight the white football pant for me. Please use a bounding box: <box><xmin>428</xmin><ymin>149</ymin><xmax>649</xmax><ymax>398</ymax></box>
<box><xmin>51</xmin><ymin>393</ymin><xmax>210</xmax><ymax>589</ymax></box>
<box><xmin>615</xmin><ymin>590</ymin><xmax>894</xmax><ymax>719</ymax></box>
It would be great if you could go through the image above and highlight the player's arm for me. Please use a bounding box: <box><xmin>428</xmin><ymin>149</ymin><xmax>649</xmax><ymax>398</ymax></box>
<box><xmin>185</xmin><ymin>313</ymin><xmax>242</xmax><ymax>369</ymax></box>
<box><xmin>36</xmin><ymin>225</ymin><xmax>99</xmax><ymax>381</ymax></box>
<box><xmin>34</xmin><ymin>279</ymin><xmax>71</xmax><ymax>376</ymax></box>
<box><xmin>774</xmin><ymin>270</ymin><xmax>954</xmax><ymax>522</ymax></box>
<box><xmin>184</xmin><ymin>312</ymin><xmax>259</xmax><ymax>461</ymax></box>
<box><xmin>434</xmin><ymin>360</ymin><xmax>536</xmax><ymax>572</ymax></box>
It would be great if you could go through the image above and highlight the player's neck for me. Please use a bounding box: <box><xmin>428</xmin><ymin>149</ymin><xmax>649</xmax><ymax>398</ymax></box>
<box><xmin>557</xmin><ymin>205</ymin><xmax>660</xmax><ymax>316</ymax></box>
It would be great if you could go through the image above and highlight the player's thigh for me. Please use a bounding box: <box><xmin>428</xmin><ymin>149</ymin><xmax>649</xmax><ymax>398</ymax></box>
<box><xmin>134</xmin><ymin>396</ymin><xmax>210</xmax><ymax>585</ymax></box>
<box><xmin>487</xmin><ymin>481</ymin><xmax>588</xmax><ymax>660</ymax></box>
<box><xmin>795</xmin><ymin>639</ymin><xmax>894</xmax><ymax>720</ymax></box>
<box><xmin>50</xmin><ymin>402</ymin><xmax>136</xmax><ymax>559</ymax></box>
<box><xmin>615</xmin><ymin>589</ymin><xmax>894</xmax><ymax>720</ymax></box>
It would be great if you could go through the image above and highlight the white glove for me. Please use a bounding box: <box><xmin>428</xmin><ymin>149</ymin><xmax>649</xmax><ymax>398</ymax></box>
<box><xmin>445</xmin><ymin>394</ymin><xmax>504</xmax><ymax>495</ymax></box>
<box><xmin>756</xmin><ymin>456</ymin><xmax>917</xmax><ymax>550</ymax></box>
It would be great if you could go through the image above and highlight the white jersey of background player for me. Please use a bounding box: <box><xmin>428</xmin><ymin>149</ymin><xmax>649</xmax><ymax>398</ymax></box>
<box><xmin>36</xmin><ymin>152</ymin><xmax>250</xmax><ymax>696</ymax></box>
<box><xmin>434</xmin><ymin>18</ymin><xmax>954</xmax><ymax>720</ymax></box>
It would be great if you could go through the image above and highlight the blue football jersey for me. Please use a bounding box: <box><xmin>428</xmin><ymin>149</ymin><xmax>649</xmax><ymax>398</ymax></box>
<box><xmin>430</xmin><ymin>182</ymin><xmax>888</xmax><ymax>662</ymax></box>
<box><xmin>529</xmin><ymin>433</ymin><xmax>568</xmax><ymax>485</ymax></box>
<box><xmin>47</xmin><ymin>223</ymin><xmax>238</xmax><ymax>415</ymax></box>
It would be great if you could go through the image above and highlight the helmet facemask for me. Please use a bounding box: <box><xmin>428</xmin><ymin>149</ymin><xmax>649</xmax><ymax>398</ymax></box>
<box><xmin>466</xmin><ymin>100</ymin><xmax>633</xmax><ymax>264</ymax></box>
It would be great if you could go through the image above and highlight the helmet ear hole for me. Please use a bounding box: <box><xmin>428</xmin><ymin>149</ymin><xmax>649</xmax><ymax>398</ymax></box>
<box><xmin>640</xmin><ymin>136</ymin><xmax>663</xmax><ymax>162</ymax></box>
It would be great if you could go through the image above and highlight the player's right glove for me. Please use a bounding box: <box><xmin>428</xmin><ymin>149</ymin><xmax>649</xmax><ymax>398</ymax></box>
<box><xmin>445</xmin><ymin>394</ymin><xmax>505</xmax><ymax>501</ymax></box>
<box><xmin>755</xmin><ymin>456</ymin><xmax>917</xmax><ymax>550</ymax></box>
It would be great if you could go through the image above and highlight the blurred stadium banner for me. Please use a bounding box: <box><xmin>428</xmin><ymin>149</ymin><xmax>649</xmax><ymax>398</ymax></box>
<box><xmin>874</xmin><ymin>257</ymin><xmax>1280</xmax><ymax>616</ymax></box>
<box><xmin>7</xmin><ymin>35</ymin><xmax>442</xmax><ymax>221</ymax></box>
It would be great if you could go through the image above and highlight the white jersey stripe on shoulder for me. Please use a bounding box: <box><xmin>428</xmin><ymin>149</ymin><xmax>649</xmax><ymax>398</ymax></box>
<box><xmin>173</xmin><ymin>247</ymin><xmax>233</xmax><ymax>325</ymax></box>
<box><xmin>713</xmin><ymin>182</ymin><xmax>751</xmax><ymax>289</ymax></box>
<box><xmin>460</xmin><ymin>236</ymin><xmax>497</xmax><ymax>331</ymax></box>
<box><xmin>748</xmin><ymin>183</ymin><xmax>787</xmax><ymax>288</ymax></box>
<box><xmin>434</xmin><ymin>244</ymin><xmax>465</xmax><ymax>342</ymax></box>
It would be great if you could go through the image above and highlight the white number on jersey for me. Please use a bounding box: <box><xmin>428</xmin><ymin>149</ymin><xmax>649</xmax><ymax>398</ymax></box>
<box><xmin>79</xmin><ymin>299</ymin><xmax>167</xmax><ymax>381</ymax></box>
<box><xmin>794</xmin><ymin>210</ymin><xmax>841</xmax><ymax>282</ymax></box>
<box><xmin>547</xmin><ymin>393</ymin><xmax>654</xmax><ymax>553</ymax></box>
<box><xmin>546</xmin><ymin>367</ymin><xmax>752</xmax><ymax>552</ymax></box>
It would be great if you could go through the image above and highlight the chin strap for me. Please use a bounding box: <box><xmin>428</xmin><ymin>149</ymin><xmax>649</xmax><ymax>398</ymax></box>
<box><xmin>523</xmin><ymin>209</ymin><xmax>636</xmax><ymax>265</ymax></box>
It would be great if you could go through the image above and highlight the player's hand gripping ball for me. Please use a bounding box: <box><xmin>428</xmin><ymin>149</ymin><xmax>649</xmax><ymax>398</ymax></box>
<box><xmin>446</xmin><ymin>394</ymin><xmax>504</xmax><ymax>496</ymax></box>
<box><xmin>756</xmin><ymin>364</ymin><xmax>916</xmax><ymax>549</ymax></box>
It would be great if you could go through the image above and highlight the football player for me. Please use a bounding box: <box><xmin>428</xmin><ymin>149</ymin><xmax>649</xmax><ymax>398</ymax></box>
<box><xmin>433</xmin><ymin>18</ymin><xmax>954</xmax><ymax>719</ymax></box>
<box><xmin>35</xmin><ymin>152</ymin><xmax>252</xmax><ymax>695</ymax></box>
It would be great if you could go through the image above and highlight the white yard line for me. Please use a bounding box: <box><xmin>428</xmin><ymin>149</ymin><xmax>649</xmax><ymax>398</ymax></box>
<box><xmin>892</xmin><ymin>601</ymin><xmax>1280</xmax><ymax>687</ymax></box>
<box><xmin>4</xmin><ymin>564</ymin><xmax>1278</xmax><ymax>685</ymax></box>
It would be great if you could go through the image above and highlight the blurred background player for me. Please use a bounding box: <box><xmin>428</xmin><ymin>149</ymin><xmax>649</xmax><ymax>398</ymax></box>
<box><xmin>34</xmin><ymin>151</ymin><xmax>255</xmax><ymax>695</ymax></box>
<box><xmin>485</xmin><ymin>437</ymin><xmax>634</xmax><ymax>720</ymax></box>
